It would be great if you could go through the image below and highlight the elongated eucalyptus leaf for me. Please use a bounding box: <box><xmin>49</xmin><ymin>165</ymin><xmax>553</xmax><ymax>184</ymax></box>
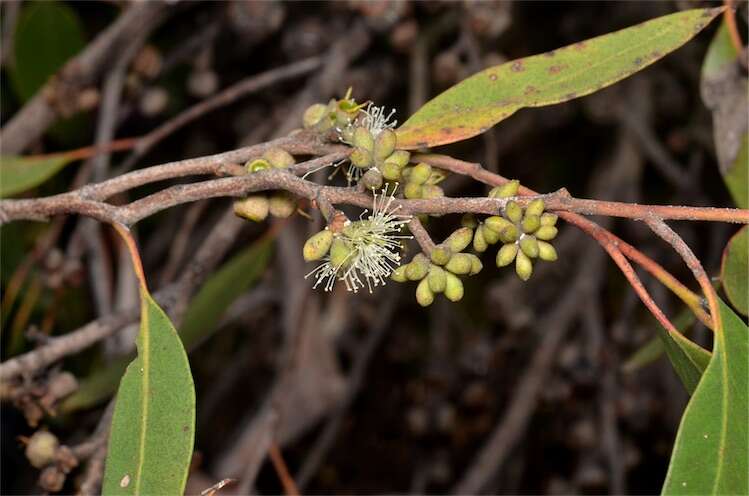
<box><xmin>0</xmin><ymin>155</ymin><xmax>75</xmax><ymax>198</ymax></box>
<box><xmin>662</xmin><ymin>300</ymin><xmax>748</xmax><ymax>495</ymax></box>
<box><xmin>396</xmin><ymin>7</ymin><xmax>723</xmax><ymax>149</ymax></box>
<box><xmin>102</xmin><ymin>290</ymin><xmax>195</xmax><ymax>495</ymax></box>
<box><xmin>720</xmin><ymin>226</ymin><xmax>748</xmax><ymax>316</ymax></box>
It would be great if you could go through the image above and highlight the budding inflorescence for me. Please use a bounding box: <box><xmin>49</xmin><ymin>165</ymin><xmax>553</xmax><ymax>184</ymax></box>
<box><xmin>233</xmin><ymin>148</ymin><xmax>298</xmax><ymax>222</ymax></box>
<box><xmin>303</xmin><ymin>189</ymin><xmax>412</xmax><ymax>293</ymax></box>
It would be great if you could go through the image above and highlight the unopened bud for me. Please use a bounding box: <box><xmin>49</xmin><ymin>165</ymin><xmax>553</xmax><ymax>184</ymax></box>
<box><xmin>484</xmin><ymin>215</ymin><xmax>513</xmax><ymax>234</ymax></box>
<box><xmin>404</xmin><ymin>182</ymin><xmax>423</xmax><ymax>199</ymax></box>
<box><xmin>406</xmin><ymin>254</ymin><xmax>430</xmax><ymax>280</ymax></box>
<box><xmin>521</xmin><ymin>214</ymin><xmax>540</xmax><ymax>234</ymax></box>
<box><xmin>374</xmin><ymin>129</ymin><xmax>397</xmax><ymax>161</ymax></box>
<box><xmin>504</xmin><ymin>201</ymin><xmax>523</xmax><ymax>223</ymax></box>
<box><xmin>303</xmin><ymin>230</ymin><xmax>333</xmax><ymax>261</ymax></box>
<box><xmin>540</xmin><ymin>213</ymin><xmax>558</xmax><ymax>226</ymax></box>
<box><xmin>525</xmin><ymin>198</ymin><xmax>545</xmax><ymax>217</ymax></box>
<box><xmin>496</xmin><ymin>243</ymin><xmax>518</xmax><ymax>267</ymax></box>
<box><xmin>350</xmin><ymin>147</ymin><xmax>373</xmax><ymax>169</ymax></box>
<box><xmin>467</xmin><ymin>253</ymin><xmax>483</xmax><ymax>275</ymax></box>
<box><xmin>430</xmin><ymin>245</ymin><xmax>452</xmax><ymax>266</ymax></box>
<box><xmin>515</xmin><ymin>250</ymin><xmax>533</xmax><ymax>281</ymax></box>
<box><xmin>391</xmin><ymin>265</ymin><xmax>408</xmax><ymax>282</ymax></box>
<box><xmin>416</xmin><ymin>277</ymin><xmax>435</xmax><ymax>306</ymax></box>
<box><xmin>535</xmin><ymin>225</ymin><xmax>558</xmax><ymax>241</ymax></box>
<box><xmin>353</xmin><ymin>126</ymin><xmax>375</xmax><ymax>151</ymax></box>
<box><xmin>330</xmin><ymin>238</ymin><xmax>354</xmax><ymax>269</ymax></box>
<box><xmin>473</xmin><ymin>226</ymin><xmax>488</xmax><ymax>252</ymax></box>
<box><xmin>461</xmin><ymin>213</ymin><xmax>478</xmax><ymax>229</ymax></box>
<box><xmin>361</xmin><ymin>168</ymin><xmax>384</xmax><ymax>190</ymax></box>
<box><xmin>519</xmin><ymin>235</ymin><xmax>539</xmax><ymax>258</ymax></box>
<box><xmin>428</xmin><ymin>265</ymin><xmax>447</xmax><ymax>293</ymax></box>
<box><xmin>234</xmin><ymin>195</ymin><xmax>269</xmax><ymax>222</ymax></box>
<box><xmin>303</xmin><ymin>103</ymin><xmax>328</xmax><ymax>128</ymax></box>
<box><xmin>482</xmin><ymin>223</ymin><xmax>501</xmax><ymax>244</ymax></box>
<box><xmin>269</xmin><ymin>192</ymin><xmax>296</xmax><ymax>218</ymax></box>
<box><xmin>26</xmin><ymin>431</ymin><xmax>59</xmax><ymax>468</ymax></box>
<box><xmin>410</xmin><ymin>163</ymin><xmax>432</xmax><ymax>185</ymax></box>
<box><xmin>489</xmin><ymin>180</ymin><xmax>520</xmax><ymax>199</ymax></box>
<box><xmin>382</xmin><ymin>162</ymin><xmax>402</xmax><ymax>181</ymax></box>
<box><xmin>421</xmin><ymin>184</ymin><xmax>444</xmax><ymax>199</ymax></box>
<box><xmin>537</xmin><ymin>240</ymin><xmax>558</xmax><ymax>261</ymax></box>
<box><xmin>445</xmin><ymin>253</ymin><xmax>472</xmax><ymax>275</ymax></box>
<box><xmin>444</xmin><ymin>272</ymin><xmax>464</xmax><ymax>302</ymax></box>
<box><xmin>499</xmin><ymin>224</ymin><xmax>520</xmax><ymax>243</ymax></box>
<box><xmin>386</xmin><ymin>150</ymin><xmax>410</xmax><ymax>168</ymax></box>
<box><xmin>245</xmin><ymin>158</ymin><xmax>271</xmax><ymax>173</ymax></box>
<box><xmin>446</xmin><ymin>227</ymin><xmax>473</xmax><ymax>253</ymax></box>
<box><xmin>263</xmin><ymin>148</ymin><xmax>295</xmax><ymax>168</ymax></box>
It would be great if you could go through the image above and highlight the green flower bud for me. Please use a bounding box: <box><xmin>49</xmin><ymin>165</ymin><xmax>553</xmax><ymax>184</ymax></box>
<box><xmin>461</xmin><ymin>213</ymin><xmax>478</xmax><ymax>229</ymax></box>
<box><xmin>416</xmin><ymin>277</ymin><xmax>435</xmax><ymax>307</ymax></box>
<box><xmin>446</xmin><ymin>227</ymin><xmax>473</xmax><ymax>253</ymax></box>
<box><xmin>410</xmin><ymin>163</ymin><xmax>432</xmax><ymax>185</ymax></box>
<box><xmin>391</xmin><ymin>265</ymin><xmax>408</xmax><ymax>282</ymax></box>
<box><xmin>519</xmin><ymin>235</ymin><xmax>539</xmax><ymax>258</ymax></box>
<box><xmin>504</xmin><ymin>200</ymin><xmax>523</xmax><ymax>223</ymax></box>
<box><xmin>525</xmin><ymin>198</ymin><xmax>545</xmax><ymax>217</ymax></box>
<box><xmin>400</xmin><ymin>166</ymin><xmax>412</xmax><ymax>182</ymax></box>
<box><xmin>381</xmin><ymin>162</ymin><xmax>403</xmax><ymax>181</ymax></box>
<box><xmin>303</xmin><ymin>230</ymin><xmax>334</xmax><ymax>261</ymax></box>
<box><xmin>482</xmin><ymin>223</ymin><xmax>501</xmax><ymax>244</ymax></box>
<box><xmin>330</xmin><ymin>238</ymin><xmax>354</xmax><ymax>269</ymax></box>
<box><xmin>496</xmin><ymin>243</ymin><xmax>518</xmax><ymax>267</ymax></box>
<box><xmin>466</xmin><ymin>253</ymin><xmax>483</xmax><ymax>275</ymax></box>
<box><xmin>430</xmin><ymin>244</ymin><xmax>452</xmax><ymax>266</ymax></box>
<box><xmin>374</xmin><ymin>129</ymin><xmax>397</xmax><ymax>161</ymax></box>
<box><xmin>361</xmin><ymin>168</ymin><xmax>383</xmax><ymax>190</ymax></box>
<box><xmin>386</xmin><ymin>150</ymin><xmax>410</xmax><ymax>168</ymax></box>
<box><xmin>428</xmin><ymin>265</ymin><xmax>447</xmax><ymax>293</ymax></box>
<box><xmin>263</xmin><ymin>148</ymin><xmax>295</xmax><ymax>168</ymax></box>
<box><xmin>484</xmin><ymin>215</ymin><xmax>514</xmax><ymax>234</ymax></box>
<box><xmin>499</xmin><ymin>224</ymin><xmax>520</xmax><ymax>243</ymax></box>
<box><xmin>426</xmin><ymin>169</ymin><xmax>448</xmax><ymax>185</ymax></box>
<box><xmin>421</xmin><ymin>184</ymin><xmax>444</xmax><ymax>199</ymax></box>
<box><xmin>444</xmin><ymin>272</ymin><xmax>464</xmax><ymax>302</ymax></box>
<box><xmin>535</xmin><ymin>225</ymin><xmax>558</xmax><ymax>241</ymax></box>
<box><xmin>445</xmin><ymin>253</ymin><xmax>472</xmax><ymax>275</ymax></box>
<box><xmin>245</xmin><ymin>158</ymin><xmax>271</xmax><ymax>173</ymax></box>
<box><xmin>303</xmin><ymin>103</ymin><xmax>328</xmax><ymax>128</ymax></box>
<box><xmin>339</xmin><ymin>125</ymin><xmax>355</xmax><ymax>144</ymax></box>
<box><xmin>404</xmin><ymin>182</ymin><xmax>423</xmax><ymax>199</ymax></box>
<box><xmin>540</xmin><ymin>213</ymin><xmax>558</xmax><ymax>226</ymax></box>
<box><xmin>353</xmin><ymin>126</ymin><xmax>375</xmax><ymax>151</ymax></box>
<box><xmin>234</xmin><ymin>195</ymin><xmax>269</xmax><ymax>222</ymax></box>
<box><xmin>25</xmin><ymin>431</ymin><xmax>59</xmax><ymax>469</ymax></box>
<box><xmin>537</xmin><ymin>240</ymin><xmax>558</xmax><ymax>261</ymax></box>
<box><xmin>515</xmin><ymin>249</ymin><xmax>533</xmax><ymax>281</ymax></box>
<box><xmin>521</xmin><ymin>214</ymin><xmax>540</xmax><ymax>234</ymax></box>
<box><xmin>269</xmin><ymin>192</ymin><xmax>296</xmax><ymax>218</ymax></box>
<box><xmin>350</xmin><ymin>147</ymin><xmax>373</xmax><ymax>169</ymax></box>
<box><xmin>406</xmin><ymin>254</ymin><xmax>430</xmax><ymax>280</ymax></box>
<box><xmin>473</xmin><ymin>226</ymin><xmax>488</xmax><ymax>252</ymax></box>
<box><xmin>489</xmin><ymin>180</ymin><xmax>520</xmax><ymax>199</ymax></box>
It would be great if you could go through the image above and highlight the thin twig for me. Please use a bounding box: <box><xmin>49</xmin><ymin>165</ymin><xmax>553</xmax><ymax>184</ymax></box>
<box><xmin>268</xmin><ymin>442</ymin><xmax>300</xmax><ymax>496</ymax></box>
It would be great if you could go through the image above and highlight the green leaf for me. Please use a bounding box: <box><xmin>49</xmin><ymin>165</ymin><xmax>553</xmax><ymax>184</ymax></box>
<box><xmin>723</xmin><ymin>135</ymin><xmax>748</xmax><ymax>209</ymax></box>
<box><xmin>102</xmin><ymin>290</ymin><xmax>195</xmax><ymax>496</ymax></box>
<box><xmin>720</xmin><ymin>226</ymin><xmax>748</xmax><ymax>316</ymax></box>
<box><xmin>10</xmin><ymin>1</ymin><xmax>85</xmax><ymax>102</ymax></box>
<box><xmin>654</xmin><ymin>320</ymin><xmax>712</xmax><ymax>395</ymax></box>
<box><xmin>396</xmin><ymin>7</ymin><xmax>723</xmax><ymax>149</ymax></box>
<box><xmin>0</xmin><ymin>155</ymin><xmax>76</xmax><ymax>198</ymax></box>
<box><xmin>662</xmin><ymin>300</ymin><xmax>748</xmax><ymax>495</ymax></box>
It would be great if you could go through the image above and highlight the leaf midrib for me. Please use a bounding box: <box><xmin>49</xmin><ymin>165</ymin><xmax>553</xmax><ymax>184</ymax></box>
<box><xmin>134</xmin><ymin>297</ymin><xmax>151</xmax><ymax>495</ymax></box>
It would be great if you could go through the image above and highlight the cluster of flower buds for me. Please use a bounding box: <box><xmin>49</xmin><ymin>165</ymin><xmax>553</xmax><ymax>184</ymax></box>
<box><xmin>466</xmin><ymin>180</ymin><xmax>558</xmax><ymax>281</ymax></box>
<box><xmin>399</xmin><ymin>162</ymin><xmax>447</xmax><ymax>201</ymax></box>
<box><xmin>392</xmin><ymin>227</ymin><xmax>481</xmax><ymax>306</ymax></box>
<box><xmin>348</xmin><ymin>125</ymin><xmax>411</xmax><ymax>188</ymax></box>
<box><xmin>233</xmin><ymin>148</ymin><xmax>297</xmax><ymax>222</ymax></box>
<box><xmin>302</xmin><ymin>87</ymin><xmax>364</xmax><ymax>137</ymax></box>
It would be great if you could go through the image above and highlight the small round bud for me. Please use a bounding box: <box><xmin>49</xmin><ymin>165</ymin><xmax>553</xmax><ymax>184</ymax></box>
<box><xmin>461</xmin><ymin>213</ymin><xmax>478</xmax><ymax>229</ymax></box>
<box><xmin>430</xmin><ymin>245</ymin><xmax>452</xmax><ymax>266</ymax></box>
<box><xmin>410</xmin><ymin>163</ymin><xmax>432</xmax><ymax>185</ymax></box>
<box><xmin>234</xmin><ymin>195</ymin><xmax>269</xmax><ymax>222</ymax></box>
<box><xmin>445</xmin><ymin>253</ymin><xmax>472</xmax><ymax>275</ymax></box>
<box><xmin>416</xmin><ymin>277</ymin><xmax>435</xmax><ymax>307</ymax></box>
<box><xmin>540</xmin><ymin>213</ymin><xmax>558</xmax><ymax>226</ymax></box>
<box><xmin>521</xmin><ymin>214</ymin><xmax>540</xmax><ymax>234</ymax></box>
<box><xmin>350</xmin><ymin>147</ymin><xmax>373</xmax><ymax>169</ymax></box>
<box><xmin>391</xmin><ymin>265</ymin><xmax>408</xmax><ymax>282</ymax></box>
<box><xmin>353</xmin><ymin>126</ymin><xmax>375</xmax><ymax>151</ymax></box>
<box><xmin>303</xmin><ymin>103</ymin><xmax>328</xmax><ymax>128</ymax></box>
<box><xmin>26</xmin><ymin>431</ymin><xmax>59</xmax><ymax>468</ymax></box>
<box><xmin>473</xmin><ymin>226</ymin><xmax>488</xmax><ymax>252</ymax></box>
<box><xmin>484</xmin><ymin>216</ymin><xmax>513</xmax><ymax>234</ymax></box>
<box><xmin>386</xmin><ymin>150</ymin><xmax>410</xmax><ymax>168</ymax></box>
<box><xmin>446</xmin><ymin>227</ymin><xmax>473</xmax><ymax>253</ymax></box>
<box><xmin>519</xmin><ymin>235</ymin><xmax>539</xmax><ymax>258</ymax></box>
<box><xmin>537</xmin><ymin>240</ymin><xmax>558</xmax><ymax>261</ymax></box>
<box><xmin>303</xmin><ymin>230</ymin><xmax>333</xmax><ymax>261</ymax></box>
<box><xmin>444</xmin><ymin>272</ymin><xmax>464</xmax><ymax>302</ymax></box>
<box><xmin>498</xmin><ymin>224</ymin><xmax>520</xmax><ymax>243</ymax></box>
<box><xmin>496</xmin><ymin>243</ymin><xmax>518</xmax><ymax>267</ymax></box>
<box><xmin>404</xmin><ymin>182</ymin><xmax>423</xmax><ymax>199</ymax></box>
<box><xmin>482</xmin><ymin>223</ymin><xmax>501</xmax><ymax>244</ymax></box>
<box><xmin>428</xmin><ymin>265</ymin><xmax>447</xmax><ymax>293</ymax></box>
<box><xmin>381</xmin><ymin>162</ymin><xmax>402</xmax><ymax>181</ymax></box>
<box><xmin>361</xmin><ymin>168</ymin><xmax>384</xmax><ymax>190</ymax></box>
<box><xmin>525</xmin><ymin>198</ymin><xmax>545</xmax><ymax>217</ymax></box>
<box><xmin>535</xmin><ymin>225</ymin><xmax>558</xmax><ymax>241</ymax></box>
<box><xmin>515</xmin><ymin>250</ymin><xmax>533</xmax><ymax>281</ymax></box>
<box><xmin>374</xmin><ymin>129</ymin><xmax>397</xmax><ymax>161</ymax></box>
<box><xmin>330</xmin><ymin>238</ymin><xmax>354</xmax><ymax>269</ymax></box>
<box><xmin>466</xmin><ymin>253</ymin><xmax>483</xmax><ymax>275</ymax></box>
<box><xmin>406</xmin><ymin>254</ymin><xmax>430</xmax><ymax>280</ymax></box>
<box><xmin>504</xmin><ymin>201</ymin><xmax>523</xmax><ymax>223</ymax></box>
<box><xmin>421</xmin><ymin>185</ymin><xmax>444</xmax><ymax>199</ymax></box>
<box><xmin>269</xmin><ymin>192</ymin><xmax>296</xmax><ymax>218</ymax></box>
<box><xmin>263</xmin><ymin>148</ymin><xmax>295</xmax><ymax>168</ymax></box>
<box><xmin>245</xmin><ymin>158</ymin><xmax>271</xmax><ymax>173</ymax></box>
<box><xmin>489</xmin><ymin>180</ymin><xmax>520</xmax><ymax>199</ymax></box>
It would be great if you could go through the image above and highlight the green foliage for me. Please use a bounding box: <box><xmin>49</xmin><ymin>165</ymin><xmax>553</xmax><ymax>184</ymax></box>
<box><xmin>396</xmin><ymin>8</ymin><xmax>722</xmax><ymax>149</ymax></box>
<box><xmin>662</xmin><ymin>300</ymin><xmax>748</xmax><ymax>495</ymax></box>
<box><xmin>720</xmin><ymin>227</ymin><xmax>748</xmax><ymax>316</ymax></box>
<box><xmin>0</xmin><ymin>155</ymin><xmax>75</xmax><ymax>198</ymax></box>
<box><xmin>9</xmin><ymin>1</ymin><xmax>85</xmax><ymax>102</ymax></box>
<box><xmin>102</xmin><ymin>290</ymin><xmax>196</xmax><ymax>495</ymax></box>
<box><xmin>724</xmin><ymin>136</ymin><xmax>748</xmax><ymax>209</ymax></box>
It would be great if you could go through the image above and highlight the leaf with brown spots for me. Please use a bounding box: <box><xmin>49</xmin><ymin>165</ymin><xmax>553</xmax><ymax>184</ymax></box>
<box><xmin>396</xmin><ymin>7</ymin><xmax>723</xmax><ymax>149</ymax></box>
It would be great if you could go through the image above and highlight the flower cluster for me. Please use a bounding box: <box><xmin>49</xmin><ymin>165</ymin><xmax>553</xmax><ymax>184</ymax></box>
<box><xmin>233</xmin><ymin>148</ymin><xmax>297</xmax><ymax>222</ymax></box>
